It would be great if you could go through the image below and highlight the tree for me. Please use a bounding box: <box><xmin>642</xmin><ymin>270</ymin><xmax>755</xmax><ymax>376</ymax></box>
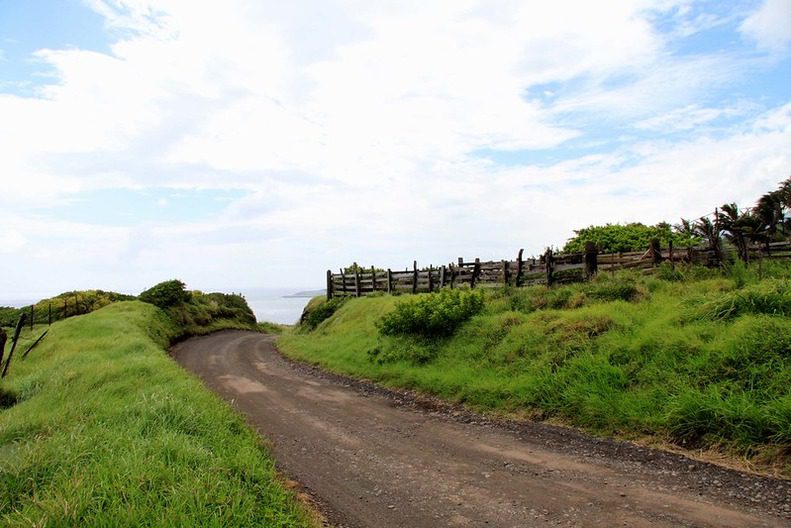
<box><xmin>693</xmin><ymin>217</ymin><xmax>722</xmax><ymax>264</ymax></box>
<box><xmin>563</xmin><ymin>223</ymin><xmax>685</xmax><ymax>254</ymax></box>
<box><xmin>719</xmin><ymin>203</ymin><xmax>760</xmax><ymax>263</ymax></box>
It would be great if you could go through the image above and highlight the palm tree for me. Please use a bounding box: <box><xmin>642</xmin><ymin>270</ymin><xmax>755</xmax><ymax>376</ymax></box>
<box><xmin>755</xmin><ymin>191</ymin><xmax>784</xmax><ymax>246</ymax></box>
<box><xmin>719</xmin><ymin>203</ymin><xmax>761</xmax><ymax>262</ymax></box>
<box><xmin>693</xmin><ymin>217</ymin><xmax>722</xmax><ymax>265</ymax></box>
<box><xmin>673</xmin><ymin>218</ymin><xmax>697</xmax><ymax>262</ymax></box>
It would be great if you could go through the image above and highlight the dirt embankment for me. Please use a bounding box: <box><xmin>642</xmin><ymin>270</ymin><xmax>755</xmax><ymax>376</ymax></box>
<box><xmin>172</xmin><ymin>330</ymin><xmax>790</xmax><ymax>528</ymax></box>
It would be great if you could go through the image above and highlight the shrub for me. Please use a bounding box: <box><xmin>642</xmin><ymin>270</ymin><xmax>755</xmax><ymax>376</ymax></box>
<box><xmin>563</xmin><ymin>222</ymin><xmax>689</xmax><ymax>253</ymax></box>
<box><xmin>301</xmin><ymin>298</ymin><xmax>346</xmax><ymax>330</ymax></box>
<box><xmin>726</xmin><ymin>259</ymin><xmax>753</xmax><ymax>289</ymax></box>
<box><xmin>657</xmin><ymin>262</ymin><xmax>685</xmax><ymax>282</ymax></box>
<box><xmin>584</xmin><ymin>275</ymin><xmax>644</xmax><ymax>303</ymax></box>
<box><xmin>378</xmin><ymin>288</ymin><xmax>484</xmax><ymax>338</ymax></box>
<box><xmin>139</xmin><ymin>280</ymin><xmax>192</xmax><ymax>309</ymax></box>
<box><xmin>367</xmin><ymin>338</ymin><xmax>439</xmax><ymax>365</ymax></box>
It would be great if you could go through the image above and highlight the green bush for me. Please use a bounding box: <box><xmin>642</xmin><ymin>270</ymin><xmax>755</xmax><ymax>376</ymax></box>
<box><xmin>302</xmin><ymin>298</ymin><xmax>346</xmax><ymax>330</ymax></box>
<box><xmin>585</xmin><ymin>275</ymin><xmax>644</xmax><ymax>303</ymax></box>
<box><xmin>657</xmin><ymin>262</ymin><xmax>685</xmax><ymax>282</ymax></box>
<box><xmin>367</xmin><ymin>338</ymin><xmax>439</xmax><ymax>365</ymax></box>
<box><xmin>378</xmin><ymin>288</ymin><xmax>484</xmax><ymax>338</ymax></box>
<box><xmin>139</xmin><ymin>280</ymin><xmax>192</xmax><ymax>309</ymax></box>
<box><xmin>564</xmin><ymin>222</ymin><xmax>689</xmax><ymax>253</ymax></box>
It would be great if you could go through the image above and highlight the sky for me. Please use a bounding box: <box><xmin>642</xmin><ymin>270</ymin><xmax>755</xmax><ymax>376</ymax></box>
<box><xmin>0</xmin><ymin>0</ymin><xmax>790</xmax><ymax>298</ymax></box>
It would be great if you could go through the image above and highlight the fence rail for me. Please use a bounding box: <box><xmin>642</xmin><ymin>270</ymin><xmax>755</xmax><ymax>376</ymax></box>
<box><xmin>326</xmin><ymin>240</ymin><xmax>791</xmax><ymax>299</ymax></box>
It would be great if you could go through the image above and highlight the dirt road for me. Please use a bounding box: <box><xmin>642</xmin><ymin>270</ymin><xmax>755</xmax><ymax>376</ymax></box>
<box><xmin>172</xmin><ymin>330</ymin><xmax>790</xmax><ymax>528</ymax></box>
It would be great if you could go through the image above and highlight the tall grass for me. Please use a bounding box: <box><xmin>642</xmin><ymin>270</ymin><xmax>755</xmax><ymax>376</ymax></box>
<box><xmin>280</xmin><ymin>263</ymin><xmax>791</xmax><ymax>476</ymax></box>
<box><xmin>0</xmin><ymin>302</ymin><xmax>314</xmax><ymax>527</ymax></box>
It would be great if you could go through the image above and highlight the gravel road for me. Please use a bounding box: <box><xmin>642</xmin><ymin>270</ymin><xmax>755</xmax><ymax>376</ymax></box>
<box><xmin>171</xmin><ymin>330</ymin><xmax>790</xmax><ymax>528</ymax></box>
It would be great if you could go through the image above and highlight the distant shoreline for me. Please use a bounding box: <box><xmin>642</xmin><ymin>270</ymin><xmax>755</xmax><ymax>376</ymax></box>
<box><xmin>282</xmin><ymin>289</ymin><xmax>325</xmax><ymax>299</ymax></box>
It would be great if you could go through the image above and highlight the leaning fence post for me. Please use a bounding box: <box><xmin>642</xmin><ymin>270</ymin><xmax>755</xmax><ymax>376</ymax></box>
<box><xmin>412</xmin><ymin>261</ymin><xmax>418</xmax><ymax>294</ymax></box>
<box><xmin>326</xmin><ymin>270</ymin><xmax>333</xmax><ymax>300</ymax></box>
<box><xmin>22</xmin><ymin>330</ymin><xmax>48</xmax><ymax>359</ymax></box>
<box><xmin>2</xmin><ymin>313</ymin><xmax>27</xmax><ymax>378</ymax></box>
<box><xmin>0</xmin><ymin>328</ymin><xmax>6</xmax><ymax>372</ymax></box>
<box><xmin>516</xmin><ymin>249</ymin><xmax>524</xmax><ymax>287</ymax></box>
<box><xmin>584</xmin><ymin>241</ymin><xmax>598</xmax><ymax>280</ymax></box>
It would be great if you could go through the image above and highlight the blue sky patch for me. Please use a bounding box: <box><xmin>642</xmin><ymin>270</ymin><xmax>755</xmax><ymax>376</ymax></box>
<box><xmin>42</xmin><ymin>188</ymin><xmax>248</xmax><ymax>226</ymax></box>
<box><xmin>0</xmin><ymin>1</ymin><xmax>110</xmax><ymax>95</ymax></box>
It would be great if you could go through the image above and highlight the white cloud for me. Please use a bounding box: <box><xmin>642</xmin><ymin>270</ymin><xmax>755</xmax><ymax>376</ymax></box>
<box><xmin>740</xmin><ymin>0</ymin><xmax>791</xmax><ymax>52</ymax></box>
<box><xmin>0</xmin><ymin>1</ymin><xmax>789</xmax><ymax>297</ymax></box>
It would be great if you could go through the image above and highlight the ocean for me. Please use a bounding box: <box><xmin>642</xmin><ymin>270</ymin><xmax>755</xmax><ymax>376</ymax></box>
<box><xmin>241</xmin><ymin>288</ymin><xmax>320</xmax><ymax>325</ymax></box>
<box><xmin>0</xmin><ymin>288</ymin><xmax>321</xmax><ymax>326</ymax></box>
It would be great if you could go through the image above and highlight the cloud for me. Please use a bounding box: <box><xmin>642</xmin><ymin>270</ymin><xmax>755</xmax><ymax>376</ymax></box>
<box><xmin>0</xmin><ymin>1</ymin><xmax>789</xmax><ymax>296</ymax></box>
<box><xmin>740</xmin><ymin>0</ymin><xmax>791</xmax><ymax>52</ymax></box>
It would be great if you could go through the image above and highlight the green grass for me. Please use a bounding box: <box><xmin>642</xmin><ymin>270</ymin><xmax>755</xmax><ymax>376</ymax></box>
<box><xmin>0</xmin><ymin>301</ymin><xmax>315</xmax><ymax>527</ymax></box>
<box><xmin>280</xmin><ymin>265</ymin><xmax>791</xmax><ymax>476</ymax></box>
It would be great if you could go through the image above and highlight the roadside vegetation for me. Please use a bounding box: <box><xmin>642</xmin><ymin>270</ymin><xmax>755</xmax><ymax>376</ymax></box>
<box><xmin>281</xmin><ymin>261</ymin><xmax>791</xmax><ymax>477</ymax></box>
<box><xmin>0</xmin><ymin>282</ymin><xmax>315</xmax><ymax>527</ymax></box>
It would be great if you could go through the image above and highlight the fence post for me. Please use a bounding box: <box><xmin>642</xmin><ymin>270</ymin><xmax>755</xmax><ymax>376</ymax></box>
<box><xmin>371</xmin><ymin>266</ymin><xmax>377</xmax><ymax>293</ymax></box>
<box><xmin>340</xmin><ymin>269</ymin><xmax>347</xmax><ymax>295</ymax></box>
<box><xmin>440</xmin><ymin>265</ymin><xmax>446</xmax><ymax>288</ymax></box>
<box><xmin>2</xmin><ymin>313</ymin><xmax>27</xmax><ymax>378</ymax></box>
<box><xmin>450</xmin><ymin>264</ymin><xmax>456</xmax><ymax>289</ymax></box>
<box><xmin>545</xmin><ymin>248</ymin><xmax>555</xmax><ymax>286</ymax></box>
<box><xmin>412</xmin><ymin>261</ymin><xmax>418</xmax><ymax>294</ymax></box>
<box><xmin>470</xmin><ymin>258</ymin><xmax>481</xmax><ymax>288</ymax></box>
<box><xmin>516</xmin><ymin>249</ymin><xmax>524</xmax><ymax>287</ymax></box>
<box><xmin>650</xmin><ymin>238</ymin><xmax>662</xmax><ymax>266</ymax></box>
<box><xmin>387</xmin><ymin>269</ymin><xmax>393</xmax><ymax>294</ymax></box>
<box><xmin>354</xmin><ymin>270</ymin><xmax>361</xmax><ymax>297</ymax></box>
<box><xmin>428</xmin><ymin>265</ymin><xmax>434</xmax><ymax>292</ymax></box>
<box><xmin>326</xmin><ymin>270</ymin><xmax>333</xmax><ymax>300</ymax></box>
<box><xmin>0</xmin><ymin>328</ymin><xmax>6</xmax><ymax>372</ymax></box>
<box><xmin>584</xmin><ymin>242</ymin><xmax>598</xmax><ymax>280</ymax></box>
<box><xmin>502</xmin><ymin>260</ymin><xmax>510</xmax><ymax>286</ymax></box>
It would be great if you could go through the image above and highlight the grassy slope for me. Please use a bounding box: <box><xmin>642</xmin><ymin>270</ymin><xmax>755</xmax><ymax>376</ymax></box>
<box><xmin>280</xmin><ymin>266</ymin><xmax>791</xmax><ymax>477</ymax></box>
<box><xmin>0</xmin><ymin>301</ymin><xmax>314</xmax><ymax>527</ymax></box>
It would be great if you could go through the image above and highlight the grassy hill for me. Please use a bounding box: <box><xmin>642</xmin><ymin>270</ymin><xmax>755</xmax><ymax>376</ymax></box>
<box><xmin>0</xmin><ymin>297</ymin><xmax>315</xmax><ymax>526</ymax></box>
<box><xmin>280</xmin><ymin>262</ymin><xmax>791</xmax><ymax>478</ymax></box>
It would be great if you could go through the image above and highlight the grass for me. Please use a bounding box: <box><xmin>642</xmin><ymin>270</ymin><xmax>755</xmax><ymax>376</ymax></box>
<box><xmin>0</xmin><ymin>301</ymin><xmax>316</xmax><ymax>527</ymax></box>
<box><xmin>280</xmin><ymin>263</ymin><xmax>791</xmax><ymax>477</ymax></box>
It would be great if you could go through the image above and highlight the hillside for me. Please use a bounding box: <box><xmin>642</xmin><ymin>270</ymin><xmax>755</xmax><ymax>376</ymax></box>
<box><xmin>280</xmin><ymin>262</ymin><xmax>791</xmax><ymax>478</ymax></box>
<box><xmin>0</xmin><ymin>298</ymin><xmax>315</xmax><ymax>526</ymax></box>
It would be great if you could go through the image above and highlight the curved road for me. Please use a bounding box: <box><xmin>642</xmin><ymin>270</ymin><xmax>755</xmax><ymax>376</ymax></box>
<box><xmin>172</xmin><ymin>330</ymin><xmax>790</xmax><ymax>528</ymax></box>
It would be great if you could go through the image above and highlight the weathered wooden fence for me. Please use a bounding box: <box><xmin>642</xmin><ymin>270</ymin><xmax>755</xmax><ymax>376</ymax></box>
<box><xmin>326</xmin><ymin>240</ymin><xmax>791</xmax><ymax>299</ymax></box>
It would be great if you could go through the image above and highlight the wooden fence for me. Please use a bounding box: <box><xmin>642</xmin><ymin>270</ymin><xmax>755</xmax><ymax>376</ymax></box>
<box><xmin>326</xmin><ymin>240</ymin><xmax>791</xmax><ymax>299</ymax></box>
